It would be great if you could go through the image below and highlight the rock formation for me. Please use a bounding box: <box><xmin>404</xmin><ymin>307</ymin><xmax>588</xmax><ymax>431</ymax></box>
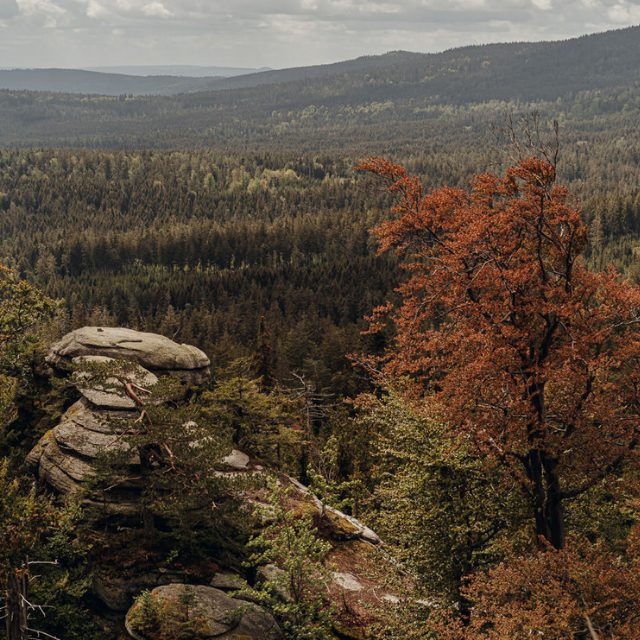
<box><xmin>46</xmin><ymin>326</ymin><xmax>211</xmax><ymax>384</ymax></box>
<box><xmin>27</xmin><ymin>327</ymin><xmax>213</xmax><ymax>512</ymax></box>
<box><xmin>125</xmin><ymin>584</ymin><xmax>284</xmax><ymax>640</ymax></box>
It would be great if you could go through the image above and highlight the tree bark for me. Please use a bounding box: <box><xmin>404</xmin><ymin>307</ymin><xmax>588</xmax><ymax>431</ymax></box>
<box><xmin>529</xmin><ymin>451</ymin><xmax>566</xmax><ymax>549</ymax></box>
<box><xmin>139</xmin><ymin>444</ymin><xmax>156</xmax><ymax>537</ymax></box>
<box><xmin>5</xmin><ymin>566</ymin><xmax>29</xmax><ymax>640</ymax></box>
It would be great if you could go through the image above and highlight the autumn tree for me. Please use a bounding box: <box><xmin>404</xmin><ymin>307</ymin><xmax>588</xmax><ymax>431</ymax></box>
<box><xmin>429</xmin><ymin>514</ymin><xmax>640</xmax><ymax>640</ymax></box>
<box><xmin>356</xmin><ymin>154</ymin><xmax>640</xmax><ymax>550</ymax></box>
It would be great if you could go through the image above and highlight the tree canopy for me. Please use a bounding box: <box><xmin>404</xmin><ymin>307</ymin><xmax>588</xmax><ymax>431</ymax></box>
<box><xmin>357</xmin><ymin>154</ymin><xmax>640</xmax><ymax>550</ymax></box>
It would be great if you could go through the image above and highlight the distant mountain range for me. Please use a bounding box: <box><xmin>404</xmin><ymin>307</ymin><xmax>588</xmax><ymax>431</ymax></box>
<box><xmin>0</xmin><ymin>68</ymin><xmax>265</xmax><ymax>96</ymax></box>
<box><xmin>1</xmin><ymin>26</ymin><xmax>639</xmax><ymax>100</ymax></box>
<box><xmin>1</xmin><ymin>25</ymin><xmax>639</xmax><ymax>150</ymax></box>
<box><xmin>83</xmin><ymin>65</ymin><xmax>272</xmax><ymax>78</ymax></box>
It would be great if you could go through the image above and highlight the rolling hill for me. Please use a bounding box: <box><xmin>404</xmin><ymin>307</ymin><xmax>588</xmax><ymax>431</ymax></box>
<box><xmin>0</xmin><ymin>26</ymin><xmax>638</xmax><ymax>152</ymax></box>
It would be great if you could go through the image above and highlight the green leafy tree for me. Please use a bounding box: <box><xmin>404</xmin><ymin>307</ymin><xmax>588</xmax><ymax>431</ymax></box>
<box><xmin>357</xmin><ymin>390</ymin><xmax>526</xmax><ymax>608</ymax></box>
<box><xmin>76</xmin><ymin>360</ymin><xmax>237</xmax><ymax>537</ymax></box>
<box><xmin>199</xmin><ymin>372</ymin><xmax>297</xmax><ymax>469</ymax></box>
<box><xmin>239</xmin><ymin>479</ymin><xmax>336</xmax><ymax>640</ymax></box>
<box><xmin>0</xmin><ymin>265</ymin><xmax>60</xmax><ymax>450</ymax></box>
<box><xmin>128</xmin><ymin>586</ymin><xmax>208</xmax><ymax>640</ymax></box>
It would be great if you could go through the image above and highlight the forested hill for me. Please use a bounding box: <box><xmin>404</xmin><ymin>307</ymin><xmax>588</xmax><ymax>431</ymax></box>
<box><xmin>0</xmin><ymin>68</ymin><xmax>225</xmax><ymax>96</ymax></box>
<box><xmin>1</xmin><ymin>26</ymin><xmax>639</xmax><ymax>150</ymax></box>
<box><xmin>200</xmin><ymin>25</ymin><xmax>640</xmax><ymax>100</ymax></box>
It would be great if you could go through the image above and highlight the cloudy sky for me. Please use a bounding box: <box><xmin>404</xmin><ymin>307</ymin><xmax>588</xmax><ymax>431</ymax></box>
<box><xmin>0</xmin><ymin>0</ymin><xmax>639</xmax><ymax>70</ymax></box>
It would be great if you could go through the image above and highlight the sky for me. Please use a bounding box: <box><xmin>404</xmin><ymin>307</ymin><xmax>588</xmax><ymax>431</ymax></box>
<box><xmin>0</xmin><ymin>0</ymin><xmax>639</xmax><ymax>71</ymax></box>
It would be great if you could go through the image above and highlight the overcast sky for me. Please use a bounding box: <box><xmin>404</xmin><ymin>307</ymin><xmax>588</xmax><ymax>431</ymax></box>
<box><xmin>0</xmin><ymin>0</ymin><xmax>638</xmax><ymax>70</ymax></box>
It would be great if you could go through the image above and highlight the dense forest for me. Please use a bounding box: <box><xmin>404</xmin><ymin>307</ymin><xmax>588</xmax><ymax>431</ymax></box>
<box><xmin>2</xmin><ymin>24</ymin><xmax>640</xmax><ymax>640</ymax></box>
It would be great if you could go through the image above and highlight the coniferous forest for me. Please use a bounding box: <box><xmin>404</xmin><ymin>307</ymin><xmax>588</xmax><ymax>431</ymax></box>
<box><xmin>2</xmin><ymin>25</ymin><xmax>640</xmax><ymax>640</ymax></box>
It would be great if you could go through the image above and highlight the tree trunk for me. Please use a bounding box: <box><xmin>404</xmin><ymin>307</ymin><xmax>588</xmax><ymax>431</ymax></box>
<box><xmin>139</xmin><ymin>444</ymin><xmax>156</xmax><ymax>537</ymax></box>
<box><xmin>5</xmin><ymin>566</ymin><xmax>29</xmax><ymax>640</ymax></box>
<box><xmin>541</xmin><ymin>453</ymin><xmax>566</xmax><ymax>549</ymax></box>
<box><xmin>529</xmin><ymin>450</ymin><xmax>566</xmax><ymax>549</ymax></box>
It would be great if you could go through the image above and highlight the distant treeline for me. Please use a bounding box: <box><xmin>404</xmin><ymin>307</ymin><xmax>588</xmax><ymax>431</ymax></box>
<box><xmin>0</xmin><ymin>149</ymin><xmax>402</xmax><ymax>395</ymax></box>
<box><xmin>1</xmin><ymin>147</ymin><xmax>639</xmax><ymax>394</ymax></box>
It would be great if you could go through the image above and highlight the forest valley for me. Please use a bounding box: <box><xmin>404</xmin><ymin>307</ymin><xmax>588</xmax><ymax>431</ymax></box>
<box><xmin>2</xmin><ymin>130</ymin><xmax>640</xmax><ymax>640</ymax></box>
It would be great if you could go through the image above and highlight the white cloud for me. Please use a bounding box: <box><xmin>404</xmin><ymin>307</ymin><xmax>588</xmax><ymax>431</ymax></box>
<box><xmin>86</xmin><ymin>0</ymin><xmax>109</xmax><ymax>18</ymax></box>
<box><xmin>608</xmin><ymin>1</ymin><xmax>640</xmax><ymax>22</ymax></box>
<box><xmin>16</xmin><ymin>0</ymin><xmax>65</xmax><ymax>15</ymax></box>
<box><xmin>0</xmin><ymin>0</ymin><xmax>19</xmax><ymax>18</ymax></box>
<box><xmin>531</xmin><ymin>0</ymin><xmax>552</xmax><ymax>9</ymax></box>
<box><xmin>1</xmin><ymin>0</ymin><xmax>639</xmax><ymax>70</ymax></box>
<box><xmin>142</xmin><ymin>1</ymin><xmax>171</xmax><ymax>17</ymax></box>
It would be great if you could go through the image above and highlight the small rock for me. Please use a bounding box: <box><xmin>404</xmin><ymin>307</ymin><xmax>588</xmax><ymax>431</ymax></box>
<box><xmin>210</xmin><ymin>572</ymin><xmax>246</xmax><ymax>591</ymax></box>
<box><xmin>222</xmin><ymin>449</ymin><xmax>250</xmax><ymax>471</ymax></box>
<box><xmin>333</xmin><ymin>572</ymin><xmax>364</xmax><ymax>591</ymax></box>
<box><xmin>382</xmin><ymin>594</ymin><xmax>400</xmax><ymax>603</ymax></box>
<box><xmin>256</xmin><ymin>564</ymin><xmax>291</xmax><ymax>602</ymax></box>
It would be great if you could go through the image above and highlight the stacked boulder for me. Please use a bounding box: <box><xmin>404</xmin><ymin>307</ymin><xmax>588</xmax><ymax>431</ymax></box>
<box><xmin>26</xmin><ymin>326</ymin><xmax>212</xmax><ymax>512</ymax></box>
<box><xmin>44</xmin><ymin>326</ymin><xmax>211</xmax><ymax>384</ymax></box>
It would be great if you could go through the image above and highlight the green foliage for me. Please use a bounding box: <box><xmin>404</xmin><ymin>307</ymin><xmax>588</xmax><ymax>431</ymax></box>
<box><xmin>0</xmin><ymin>460</ymin><xmax>105</xmax><ymax>640</ymax></box>
<box><xmin>128</xmin><ymin>586</ymin><xmax>208</xmax><ymax>640</ymax></box>
<box><xmin>239</xmin><ymin>479</ymin><xmax>336</xmax><ymax>640</ymax></box>
<box><xmin>0</xmin><ymin>264</ymin><xmax>60</xmax><ymax>355</ymax></box>
<box><xmin>307</xmin><ymin>435</ymin><xmax>365</xmax><ymax>518</ymax></box>
<box><xmin>0</xmin><ymin>264</ymin><xmax>63</xmax><ymax>464</ymax></box>
<box><xmin>199</xmin><ymin>372</ymin><xmax>298</xmax><ymax>468</ymax></box>
<box><xmin>358</xmin><ymin>390</ymin><xmax>526</xmax><ymax>604</ymax></box>
<box><xmin>79</xmin><ymin>361</ymin><xmax>241</xmax><ymax>534</ymax></box>
<box><xmin>0</xmin><ymin>374</ymin><xmax>18</xmax><ymax>431</ymax></box>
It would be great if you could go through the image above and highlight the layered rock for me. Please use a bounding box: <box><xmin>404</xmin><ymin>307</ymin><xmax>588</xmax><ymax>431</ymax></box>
<box><xmin>26</xmin><ymin>389</ymin><xmax>144</xmax><ymax>513</ymax></box>
<box><xmin>46</xmin><ymin>326</ymin><xmax>211</xmax><ymax>384</ymax></box>
<box><xmin>28</xmin><ymin>327</ymin><xmax>213</xmax><ymax>512</ymax></box>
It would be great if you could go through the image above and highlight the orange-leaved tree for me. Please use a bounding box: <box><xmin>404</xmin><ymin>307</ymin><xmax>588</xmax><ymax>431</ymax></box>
<box><xmin>356</xmin><ymin>155</ymin><xmax>640</xmax><ymax>550</ymax></box>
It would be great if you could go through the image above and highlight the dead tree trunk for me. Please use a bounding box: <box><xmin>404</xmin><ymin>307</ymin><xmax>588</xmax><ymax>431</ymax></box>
<box><xmin>5</xmin><ymin>565</ymin><xmax>29</xmax><ymax>640</ymax></box>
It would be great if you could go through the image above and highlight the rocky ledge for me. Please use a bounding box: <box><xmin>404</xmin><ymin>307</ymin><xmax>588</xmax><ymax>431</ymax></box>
<box><xmin>46</xmin><ymin>326</ymin><xmax>211</xmax><ymax>384</ymax></box>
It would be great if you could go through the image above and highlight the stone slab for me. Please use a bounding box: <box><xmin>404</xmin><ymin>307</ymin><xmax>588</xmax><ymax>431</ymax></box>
<box><xmin>48</xmin><ymin>326</ymin><xmax>210</xmax><ymax>371</ymax></box>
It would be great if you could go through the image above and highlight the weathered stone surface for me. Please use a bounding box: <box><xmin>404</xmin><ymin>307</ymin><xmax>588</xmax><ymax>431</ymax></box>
<box><xmin>210</xmin><ymin>572</ymin><xmax>246</xmax><ymax>591</ymax></box>
<box><xmin>38</xmin><ymin>453</ymin><xmax>83</xmax><ymax>495</ymax></box>
<box><xmin>83</xmin><ymin>497</ymin><xmax>140</xmax><ymax>516</ymax></box>
<box><xmin>62</xmin><ymin>397</ymin><xmax>138</xmax><ymax>434</ymax></box>
<box><xmin>288</xmin><ymin>476</ymin><xmax>382</xmax><ymax>545</ymax></box>
<box><xmin>256</xmin><ymin>565</ymin><xmax>291</xmax><ymax>602</ymax></box>
<box><xmin>73</xmin><ymin>355</ymin><xmax>159</xmax><ymax>410</ymax></box>
<box><xmin>25</xmin><ymin>429</ymin><xmax>54</xmax><ymax>472</ymax></box>
<box><xmin>41</xmin><ymin>437</ymin><xmax>94</xmax><ymax>481</ymax></box>
<box><xmin>333</xmin><ymin>572</ymin><xmax>364</xmax><ymax>591</ymax></box>
<box><xmin>222</xmin><ymin>449</ymin><xmax>250</xmax><ymax>471</ymax></box>
<box><xmin>30</xmin><ymin>327</ymin><xmax>214</xmax><ymax>513</ymax></box>
<box><xmin>47</xmin><ymin>327</ymin><xmax>210</xmax><ymax>382</ymax></box>
<box><xmin>125</xmin><ymin>584</ymin><xmax>283</xmax><ymax>640</ymax></box>
<box><xmin>54</xmin><ymin>420</ymin><xmax>136</xmax><ymax>460</ymax></box>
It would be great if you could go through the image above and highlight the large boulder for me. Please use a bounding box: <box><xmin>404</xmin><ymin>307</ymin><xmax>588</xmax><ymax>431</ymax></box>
<box><xmin>47</xmin><ymin>326</ymin><xmax>211</xmax><ymax>384</ymax></box>
<box><xmin>125</xmin><ymin>584</ymin><xmax>284</xmax><ymax>640</ymax></box>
